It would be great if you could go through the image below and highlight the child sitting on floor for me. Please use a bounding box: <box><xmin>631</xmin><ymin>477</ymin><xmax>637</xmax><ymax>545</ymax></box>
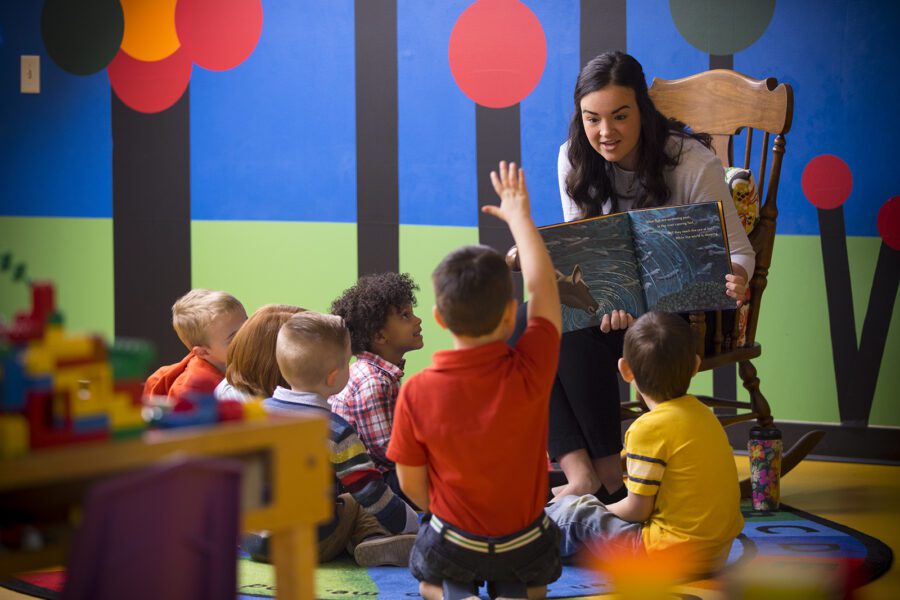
<box><xmin>545</xmin><ymin>310</ymin><xmax>744</xmax><ymax>576</ymax></box>
<box><xmin>329</xmin><ymin>272</ymin><xmax>424</xmax><ymax>495</ymax></box>
<box><xmin>214</xmin><ymin>304</ymin><xmax>305</xmax><ymax>401</ymax></box>
<box><xmin>250</xmin><ymin>311</ymin><xmax>420</xmax><ymax>567</ymax></box>
<box><xmin>143</xmin><ymin>289</ymin><xmax>247</xmax><ymax>401</ymax></box>
<box><xmin>387</xmin><ymin>162</ymin><xmax>563</xmax><ymax>600</ymax></box>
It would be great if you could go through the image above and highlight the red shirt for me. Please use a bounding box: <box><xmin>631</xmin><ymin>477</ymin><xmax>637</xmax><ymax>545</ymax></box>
<box><xmin>142</xmin><ymin>350</ymin><xmax>223</xmax><ymax>401</ymax></box>
<box><xmin>387</xmin><ymin>317</ymin><xmax>560</xmax><ymax>536</ymax></box>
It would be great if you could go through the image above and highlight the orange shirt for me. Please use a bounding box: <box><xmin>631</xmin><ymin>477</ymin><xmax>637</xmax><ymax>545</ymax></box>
<box><xmin>387</xmin><ymin>318</ymin><xmax>559</xmax><ymax>536</ymax></box>
<box><xmin>142</xmin><ymin>350</ymin><xmax>223</xmax><ymax>401</ymax></box>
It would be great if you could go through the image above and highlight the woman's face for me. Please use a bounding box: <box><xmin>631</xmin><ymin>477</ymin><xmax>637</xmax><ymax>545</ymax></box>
<box><xmin>579</xmin><ymin>84</ymin><xmax>642</xmax><ymax>171</ymax></box>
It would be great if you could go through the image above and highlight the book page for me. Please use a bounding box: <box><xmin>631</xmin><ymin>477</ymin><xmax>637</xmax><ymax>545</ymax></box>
<box><xmin>540</xmin><ymin>213</ymin><xmax>645</xmax><ymax>333</ymax></box>
<box><xmin>628</xmin><ymin>202</ymin><xmax>736</xmax><ymax>313</ymax></box>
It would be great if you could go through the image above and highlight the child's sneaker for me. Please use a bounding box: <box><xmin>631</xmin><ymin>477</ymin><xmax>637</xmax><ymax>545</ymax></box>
<box><xmin>353</xmin><ymin>534</ymin><xmax>417</xmax><ymax>567</ymax></box>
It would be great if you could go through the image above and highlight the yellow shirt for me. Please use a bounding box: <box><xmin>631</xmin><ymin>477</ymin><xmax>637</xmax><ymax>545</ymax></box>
<box><xmin>625</xmin><ymin>395</ymin><xmax>743</xmax><ymax>573</ymax></box>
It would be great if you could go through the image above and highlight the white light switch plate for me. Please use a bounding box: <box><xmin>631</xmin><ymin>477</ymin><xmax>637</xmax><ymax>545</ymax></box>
<box><xmin>21</xmin><ymin>55</ymin><xmax>40</xmax><ymax>94</ymax></box>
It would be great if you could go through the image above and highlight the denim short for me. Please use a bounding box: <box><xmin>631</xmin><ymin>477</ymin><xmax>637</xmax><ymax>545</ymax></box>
<box><xmin>409</xmin><ymin>512</ymin><xmax>562</xmax><ymax>587</ymax></box>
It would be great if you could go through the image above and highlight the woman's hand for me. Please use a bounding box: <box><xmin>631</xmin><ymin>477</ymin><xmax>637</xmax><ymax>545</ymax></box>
<box><xmin>599</xmin><ymin>309</ymin><xmax>634</xmax><ymax>333</ymax></box>
<box><xmin>726</xmin><ymin>264</ymin><xmax>750</xmax><ymax>306</ymax></box>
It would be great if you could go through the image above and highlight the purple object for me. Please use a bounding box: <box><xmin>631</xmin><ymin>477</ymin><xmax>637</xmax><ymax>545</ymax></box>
<box><xmin>62</xmin><ymin>456</ymin><xmax>242</xmax><ymax>600</ymax></box>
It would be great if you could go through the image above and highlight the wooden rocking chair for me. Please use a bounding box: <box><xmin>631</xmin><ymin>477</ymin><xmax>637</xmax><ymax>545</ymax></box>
<box><xmin>619</xmin><ymin>69</ymin><xmax>823</xmax><ymax>495</ymax></box>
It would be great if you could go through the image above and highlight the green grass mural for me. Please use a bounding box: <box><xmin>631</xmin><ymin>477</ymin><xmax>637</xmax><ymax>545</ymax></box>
<box><xmin>2</xmin><ymin>218</ymin><xmax>896</xmax><ymax>428</ymax></box>
<box><xmin>0</xmin><ymin>217</ymin><xmax>114</xmax><ymax>341</ymax></box>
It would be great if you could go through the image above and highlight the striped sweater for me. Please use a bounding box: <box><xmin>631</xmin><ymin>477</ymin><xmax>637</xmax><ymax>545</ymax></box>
<box><xmin>263</xmin><ymin>386</ymin><xmax>417</xmax><ymax>540</ymax></box>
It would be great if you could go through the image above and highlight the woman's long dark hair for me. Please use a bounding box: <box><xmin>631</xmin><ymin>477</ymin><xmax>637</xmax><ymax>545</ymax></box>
<box><xmin>565</xmin><ymin>51</ymin><xmax>711</xmax><ymax>217</ymax></box>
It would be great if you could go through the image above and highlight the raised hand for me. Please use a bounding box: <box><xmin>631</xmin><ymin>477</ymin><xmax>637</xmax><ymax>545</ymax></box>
<box><xmin>484</xmin><ymin>161</ymin><xmax>531</xmax><ymax>224</ymax></box>
<box><xmin>484</xmin><ymin>160</ymin><xmax>562</xmax><ymax>335</ymax></box>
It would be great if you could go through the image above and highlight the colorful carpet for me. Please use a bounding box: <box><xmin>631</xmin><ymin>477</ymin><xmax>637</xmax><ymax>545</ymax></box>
<box><xmin>2</xmin><ymin>504</ymin><xmax>892</xmax><ymax>599</ymax></box>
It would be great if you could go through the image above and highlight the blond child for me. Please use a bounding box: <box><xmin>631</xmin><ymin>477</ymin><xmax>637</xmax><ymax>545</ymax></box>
<box><xmin>546</xmin><ymin>311</ymin><xmax>744</xmax><ymax>576</ymax></box>
<box><xmin>387</xmin><ymin>162</ymin><xmax>562</xmax><ymax>600</ymax></box>
<box><xmin>252</xmin><ymin>311</ymin><xmax>419</xmax><ymax>566</ymax></box>
<box><xmin>143</xmin><ymin>289</ymin><xmax>246</xmax><ymax>400</ymax></box>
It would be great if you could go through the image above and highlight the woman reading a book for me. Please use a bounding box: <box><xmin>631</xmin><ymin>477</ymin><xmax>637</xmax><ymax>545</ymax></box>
<box><xmin>535</xmin><ymin>51</ymin><xmax>755</xmax><ymax>502</ymax></box>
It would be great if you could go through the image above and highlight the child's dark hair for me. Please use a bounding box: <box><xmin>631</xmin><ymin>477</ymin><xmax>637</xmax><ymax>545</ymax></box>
<box><xmin>330</xmin><ymin>272</ymin><xmax>419</xmax><ymax>354</ymax></box>
<box><xmin>433</xmin><ymin>245</ymin><xmax>513</xmax><ymax>337</ymax></box>
<box><xmin>623</xmin><ymin>311</ymin><xmax>696</xmax><ymax>400</ymax></box>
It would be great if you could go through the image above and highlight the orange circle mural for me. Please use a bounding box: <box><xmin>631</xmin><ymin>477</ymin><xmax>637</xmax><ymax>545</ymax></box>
<box><xmin>120</xmin><ymin>0</ymin><xmax>180</xmax><ymax>62</ymax></box>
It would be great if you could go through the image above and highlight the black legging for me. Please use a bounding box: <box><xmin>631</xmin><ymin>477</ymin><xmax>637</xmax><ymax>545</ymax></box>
<box><xmin>511</xmin><ymin>304</ymin><xmax>624</xmax><ymax>461</ymax></box>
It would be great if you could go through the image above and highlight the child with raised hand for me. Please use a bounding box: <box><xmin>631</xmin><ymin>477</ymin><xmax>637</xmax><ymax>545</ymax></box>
<box><xmin>546</xmin><ymin>311</ymin><xmax>744</xmax><ymax>576</ymax></box>
<box><xmin>329</xmin><ymin>273</ymin><xmax>424</xmax><ymax>489</ymax></box>
<box><xmin>387</xmin><ymin>162</ymin><xmax>562</xmax><ymax>600</ymax></box>
<box><xmin>255</xmin><ymin>311</ymin><xmax>420</xmax><ymax>567</ymax></box>
<box><xmin>143</xmin><ymin>289</ymin><xmax>247</xmax><ymax>401</ymax></box>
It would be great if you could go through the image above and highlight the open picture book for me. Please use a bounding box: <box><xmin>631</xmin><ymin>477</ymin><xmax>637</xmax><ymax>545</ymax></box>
<box><xmin>539</xmin><ymin>201</ymin><xmax>736</xmax><ymax>334</ymax></box>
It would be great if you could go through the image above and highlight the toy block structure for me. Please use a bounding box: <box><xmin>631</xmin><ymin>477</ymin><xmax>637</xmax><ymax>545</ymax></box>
<box><xmin>0</xmin><ymin>255</ymin><xmax>155</xmax><ymax>456</ymax></box>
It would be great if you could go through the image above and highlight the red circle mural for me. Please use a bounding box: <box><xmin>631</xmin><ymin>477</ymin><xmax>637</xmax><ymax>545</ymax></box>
<box><xmin>107</xmin><ymin>48</ymin><xmax>193</xmax><ymax>114</ymax></box>
<box><xmin>448</xmin><ymin>0</ymin><xmax>547</xmax><ymax>108</ymax></box>
<box><xmin>877</xmin><ymin>196</ymin><xmax>900</xmax><ymax>250</ymax></box>
<box><xmin>175</xmin><ymin>0</ymin><xmax>263</xmax><ymax>71</ymax></box>
<box><xmin>801</xmin><ymin>154</ymin><xmax>853</xmax><ymax>210</ymax></box>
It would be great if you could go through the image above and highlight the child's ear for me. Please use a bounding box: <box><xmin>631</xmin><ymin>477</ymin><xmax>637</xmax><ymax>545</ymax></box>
<box><xmin>503</xmin><ymin>298</ymin><xmax>518</xmax><ymax>326</ymax></box>
<box><xmin>692</xmin><ymin>354</ymin><xmax>701</xmax><ymax>377</ymax></box>
<box><xmin>617</xmin><ymin>357</ymin><xmax>634</xmax><ymax>382</ymax></box>
<box><xmin>432</xmin><ymin>305</ymin><xmax>448</xmax><ymax>330</ymax></box>
<box><xmin>325</xmin><ymin>367</ymin><xmax>339</xmax><ymax>388</ymax></box>
<box><xmin>193</xmin><ymin>345</ymin><xmax>211</xmax><ymax>360</ymax></box>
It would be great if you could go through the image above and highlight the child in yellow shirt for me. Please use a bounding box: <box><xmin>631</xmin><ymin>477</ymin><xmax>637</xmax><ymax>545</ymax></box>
<box><xmin>546</xmin><ymin>311</ymin><xmax>743</xmax><ymax>576</ymax></box>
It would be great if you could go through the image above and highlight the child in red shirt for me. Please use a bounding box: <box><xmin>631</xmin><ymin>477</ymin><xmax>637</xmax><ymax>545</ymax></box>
<box><xmin>143</xmin><ymin>289</ymin><xmax>247</xmax><ymax>401</ymax></box>
<box><xmin>387</xmin><ymin>162</ymin><xmax>562</xmax><ymax>600</ymax></box>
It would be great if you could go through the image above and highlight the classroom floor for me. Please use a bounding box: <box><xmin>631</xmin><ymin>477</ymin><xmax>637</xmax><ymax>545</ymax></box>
<box><xmin>740</xmin><ymin>457</ymin><xmax>900</xmax><ymax>600</ymax></box>
<box><xmin>1</xmin><ymin>457</ymin><xmax>897</xmax><ymax>600</ymax></box>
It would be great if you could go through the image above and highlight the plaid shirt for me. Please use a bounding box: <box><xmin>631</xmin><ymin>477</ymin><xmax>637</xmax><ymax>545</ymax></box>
<box><xmin>329</xmin><ymin>352</ymin><xmax>404</xmax><ymax>473</ymax></box>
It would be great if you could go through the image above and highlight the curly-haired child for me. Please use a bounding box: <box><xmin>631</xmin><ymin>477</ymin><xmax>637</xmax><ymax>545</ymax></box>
<box><xmin>329</xmin><ymin>273</ymin><xmax>424</xmax><ymax>498</ymax></box>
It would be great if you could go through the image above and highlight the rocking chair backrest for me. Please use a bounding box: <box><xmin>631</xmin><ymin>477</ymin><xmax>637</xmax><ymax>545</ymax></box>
<box><xmin>649</xmin><ymin>69</ymin><xmax>793</xmax><ymax>353</ymax></box>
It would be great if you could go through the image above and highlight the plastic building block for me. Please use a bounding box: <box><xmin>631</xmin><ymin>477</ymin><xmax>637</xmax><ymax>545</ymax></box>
<box><xmin>114</xmin><ymin>379</ymin><xmax>144</xmax><ymax>406</ymax></box>
<box><xmin>1</xmin><ymin>354</ymin><xmax>27</xmax><ymax>411</ymax></box>
<box><xmin>153</xmin><ymin>393</ymin><xmax>218</xmax><ymax>429</ymax></box>
<box><xmin>0</xmin><ymin>414</ymin><xmax>29</xmax><ymax>458</ymax></box>
<box><xmin>217</xmin><ymin>399</ymin><xmax>244</xmax><ymax>422</ymax></box>
<box><xmin>57</xmin><ymin>361</ymin><xmax>114</xmax><ymax>418</ymax></box>
<box><xmin>109</xmin><ymin>338</ymin><xmax>155</xmax><ymax>380</ymax></box>
<box><xmin>23</xmin><ymin>327</ymin><xmax>97</xmax><ymax>376</ymax></box>
<box><xmin>71</xmin><ymin>413</ymin><xmax>110</xmax><ymax>434</ymax></box>
<box><xmin>243</xmin><ymin>397</ymin><xmax>268</xmax><ymax>421</ymax></box>
<box><xmin>25</xmin><ymin>389</ymin><xmax>108</xmax><ymax>449</ymax></box>
<box><xmin>29</xmin><ymin>282</ymin><xmax>54</xmax><ymax>325</ymax></box>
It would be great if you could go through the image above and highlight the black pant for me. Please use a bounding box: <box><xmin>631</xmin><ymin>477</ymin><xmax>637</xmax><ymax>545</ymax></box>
<box><xmin>512</xmin><ymin>304</ymin><xmax>624</xmax><ymax>461</ymax></box>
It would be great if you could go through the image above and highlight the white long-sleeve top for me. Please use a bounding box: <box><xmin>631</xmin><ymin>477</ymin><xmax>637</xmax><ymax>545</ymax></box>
<box><xmin>557</xmin><ymin>136</ymin><xmax>755</xmax><ymax>278</ymax></box>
